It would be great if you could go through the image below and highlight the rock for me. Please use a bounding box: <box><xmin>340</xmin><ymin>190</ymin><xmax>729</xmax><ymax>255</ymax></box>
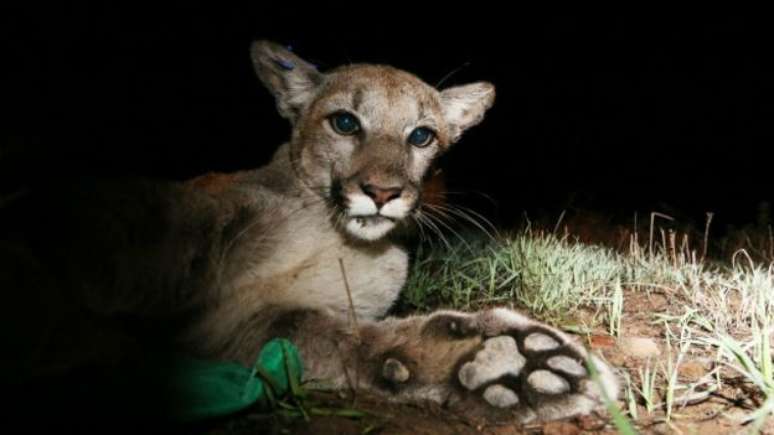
<box><xmin>618</xmin><ymin>336</ymin><xmax>661</xmax><ymax>359</ymax></box>
<box><xmin>679</xmin><ymin>360</ymin><xmax>707</xmax><ymax>382</ymax></box>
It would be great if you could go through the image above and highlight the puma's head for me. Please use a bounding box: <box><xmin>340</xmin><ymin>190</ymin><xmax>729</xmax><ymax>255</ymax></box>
<box><xmin>250</xmin><ymin>40</ymin><xmax>495</xmax><ymax>241</ymax></box>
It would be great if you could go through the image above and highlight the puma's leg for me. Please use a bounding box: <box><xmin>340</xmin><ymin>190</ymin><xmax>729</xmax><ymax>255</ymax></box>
<box><xmin>247</xmin><ymin>307</ymin><xmax>618</xmax><ymax>424</ymax></box>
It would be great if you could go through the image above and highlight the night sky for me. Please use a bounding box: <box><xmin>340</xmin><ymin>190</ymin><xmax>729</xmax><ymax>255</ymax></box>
<box><xmin>5</xmin><ymin>10</ymin><xmax>773</xmax><ymax>230</ymax></box>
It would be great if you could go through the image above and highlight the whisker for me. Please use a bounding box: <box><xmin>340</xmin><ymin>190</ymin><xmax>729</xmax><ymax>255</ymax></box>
<box><xmin>426</xmin><ymin>203</ymin><xmax>498</xmax><ymax>240</ymax></box>
<box><xmin>416</xmin><ymin>209</ymin><xmax>452</xmax><ymax>250</ymax></box>
<box><xmin>421</xmin><ymin>214</ymin><xmax>448</xmax><ymax>251</ymax></box>
<box><xmin>421</xmin><ymin>206</ymin><xmax>474</xmax><ymax>252</ymax></box>
<box><xmin>409</xmin><ymin>213</ymin><xmax>429</xmax><ymax>246</ymax></box>
<box><xmin>434</xmin><ymin>61</ymin><xmax>471</xmax><ymax>88</ymax></box>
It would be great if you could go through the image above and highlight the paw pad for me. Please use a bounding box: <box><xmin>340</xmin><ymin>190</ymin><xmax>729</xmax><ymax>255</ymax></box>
<box><xmin>523</xmin><ymin>332</ymin><xmax>560</xmax><ymax>351</ymax></box>
<box><xmin>527</xmin><ymin>369</ymin><xmax>570</xmax><ymax>394</ymax></box>
<box><xmin>483</xmin><ymin>384</ymin><xmax>520</xmax><ymax>407</ymax></box>
<box><xmin>458</xmin><ymin>336</ymin><xmax>526</xmax><ymax>390</ymax></box>
<box><xmin>383</xmin><ymin>357</ymin><xmax>410</xmax><ymax>383</ymax></box>
<box><xmin>547</xmin><ymin>355</ymin><xmax>587</xmax><ymax>377</ymax></box>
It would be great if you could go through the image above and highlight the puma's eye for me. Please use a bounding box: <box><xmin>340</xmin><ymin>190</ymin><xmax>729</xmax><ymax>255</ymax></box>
<box><xmin>330</xmin><ymin>112</ymin><xmax>361</xmax><ymax>135</ymax></box>
<box><xmin>407</xmin><ymin>127</ymin><xmax>435</xmax><ymax>147</ymax></box>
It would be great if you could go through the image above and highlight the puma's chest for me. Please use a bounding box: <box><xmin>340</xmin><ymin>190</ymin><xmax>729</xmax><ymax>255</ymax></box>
<box><xmin>246</xmin><ymin>207</ymin><xmax>408</xmax><ymax>321</ymax></box>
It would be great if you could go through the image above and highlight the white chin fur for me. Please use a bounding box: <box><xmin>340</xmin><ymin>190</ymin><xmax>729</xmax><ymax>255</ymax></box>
<box><xmin>345</xmin><ymin>217</ymin><xmax>395</xmax><ymax>241</ymax></box>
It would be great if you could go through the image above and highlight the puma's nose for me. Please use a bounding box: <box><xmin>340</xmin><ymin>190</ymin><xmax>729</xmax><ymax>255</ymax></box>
<box><xmin>360</xmin><ymin>183</ymin><xmax>403</xmax><ymax>209</ymax></box>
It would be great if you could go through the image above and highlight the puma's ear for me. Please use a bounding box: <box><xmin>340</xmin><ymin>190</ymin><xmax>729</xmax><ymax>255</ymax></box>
<box><xmin>440</xmin><ymin>82</ymin><xmax>495</xmax><ymax>143</ymax></box>
<box><xmin>250</xmin><ymin>40</ymin><xmax>324</xmax><ymax>122</ymax></box>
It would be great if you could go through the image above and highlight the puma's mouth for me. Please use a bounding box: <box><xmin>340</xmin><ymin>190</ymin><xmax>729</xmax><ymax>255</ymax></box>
<box><xmin>344</xmin><ymin>215</ymin><xmax>396</xmax><ymax>241</ymax></box>
<box><xmin>353</xmin><ymin>215</ymin><xmax>394</xmax><ymax>224</ymax></box>
<box><xmin>329</xmin><ymin>180</ymin><xmax>410</xmax><ymax>241</ymax></box>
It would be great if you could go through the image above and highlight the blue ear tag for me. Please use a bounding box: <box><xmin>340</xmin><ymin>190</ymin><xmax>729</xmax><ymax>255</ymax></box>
<box><xmin>273</xmin><ymin>58</ymin><xmax>295</xmax><ymax>71</ymax></box>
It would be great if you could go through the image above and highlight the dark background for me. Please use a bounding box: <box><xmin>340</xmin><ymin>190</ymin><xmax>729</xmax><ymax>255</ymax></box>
<box><xmin>4</xmin><ymin>9</ymin><xmax>773</xmax><ymax>231</ymax></box>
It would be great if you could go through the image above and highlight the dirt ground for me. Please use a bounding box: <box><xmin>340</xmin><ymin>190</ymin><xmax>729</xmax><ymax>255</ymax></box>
<box><xmin>206</xmin><ymin>390</ymin><xmax>613</xmax><ymax>435</ymax></box>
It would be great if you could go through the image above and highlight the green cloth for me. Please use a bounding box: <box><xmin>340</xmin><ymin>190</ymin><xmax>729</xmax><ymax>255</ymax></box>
<box><xmin>158</xmin><ymin>338</ymin><xmax>303</xmax><ymax>422</ymax></box>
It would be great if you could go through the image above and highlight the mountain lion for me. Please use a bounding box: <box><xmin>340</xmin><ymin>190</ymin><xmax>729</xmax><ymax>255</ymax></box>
<box><xmin>3</xmin><ymin>40</ymin><xmax>617</xmax><ymax>424</ymax></box>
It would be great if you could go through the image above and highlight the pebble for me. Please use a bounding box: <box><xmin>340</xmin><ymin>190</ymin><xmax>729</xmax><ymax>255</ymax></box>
<box><xmin>618</xmin><ymin>336</ymin><xmax>661</xmax><ymax>358</ymax></box>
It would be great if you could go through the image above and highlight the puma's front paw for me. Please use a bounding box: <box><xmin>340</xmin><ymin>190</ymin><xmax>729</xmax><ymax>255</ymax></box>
<box><xmin>374</xmin><ymin>308</ymin><xmax>618</xmax><ymax>424</ymax></box>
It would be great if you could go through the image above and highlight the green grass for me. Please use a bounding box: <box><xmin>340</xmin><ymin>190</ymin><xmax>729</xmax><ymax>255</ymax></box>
<box><xmin>400</xmin><ymin>224</ymin><xmax>774</xmax><ymax>429</ymax></box>
<box><xmin>403</xmin><ymin>230</ymin><xmax>623</xmax><ymax>325</ymax></box>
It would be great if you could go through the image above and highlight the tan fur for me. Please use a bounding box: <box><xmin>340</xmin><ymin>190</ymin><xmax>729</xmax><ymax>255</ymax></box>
<box><xmin>3</xmin><ymin>41</ymin><xmax>617</xmax><ymax>423</ymax></box>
